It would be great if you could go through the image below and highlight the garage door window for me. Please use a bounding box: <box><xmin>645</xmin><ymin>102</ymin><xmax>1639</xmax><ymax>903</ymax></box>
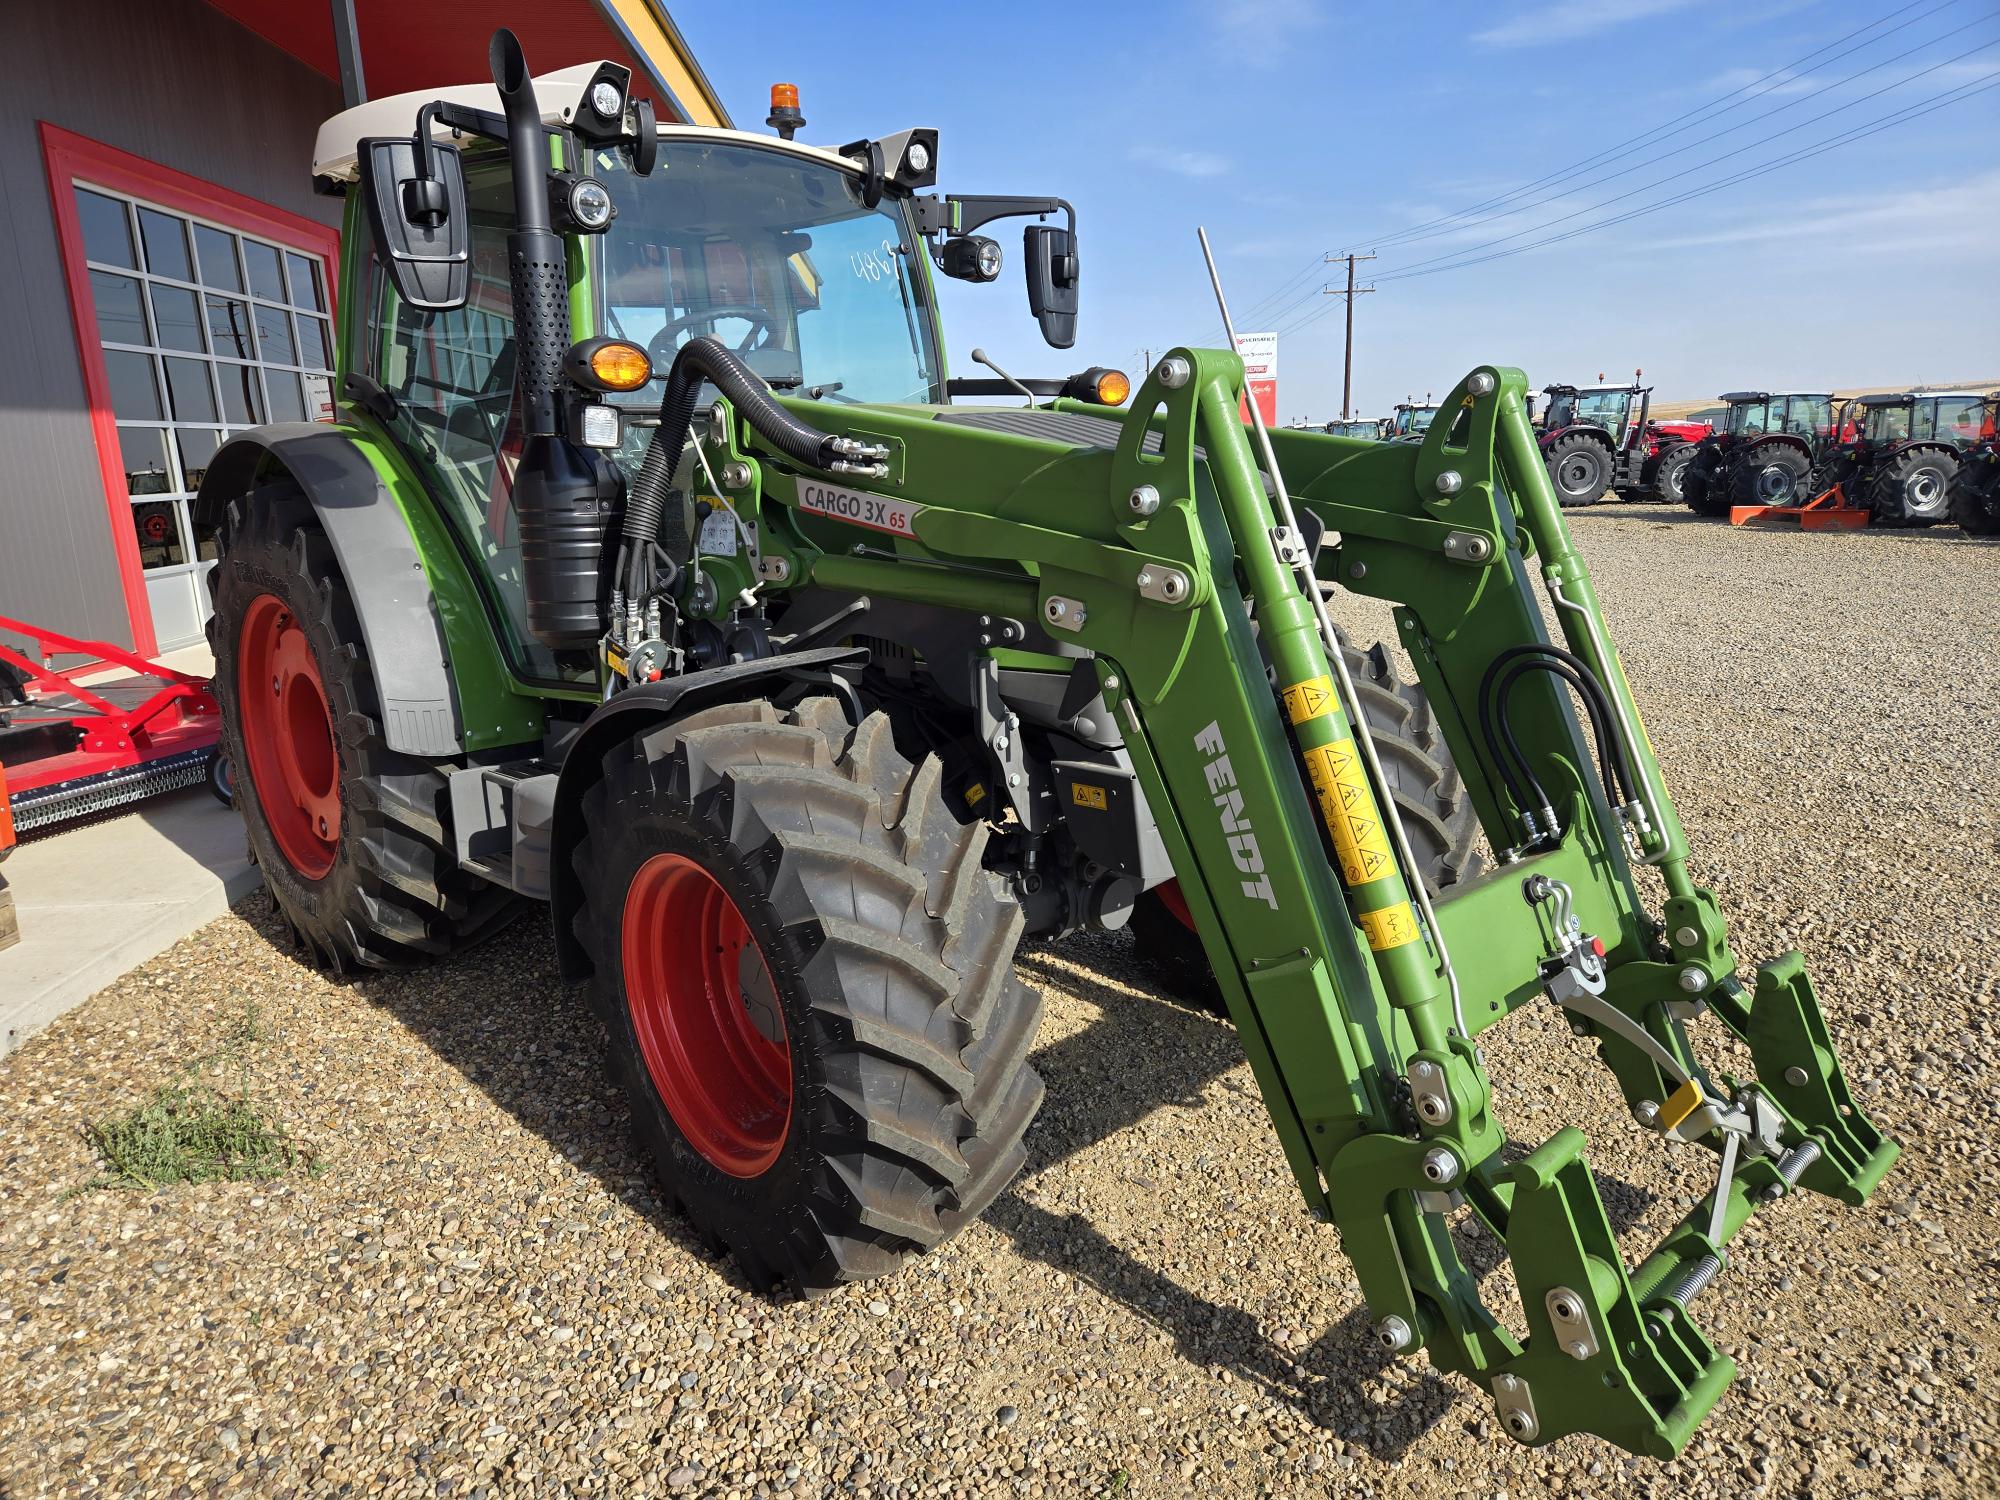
<box><xmin>73</xmin><ymin>184</ymin><xmax>333</xmax><ymax>645</ymax></box>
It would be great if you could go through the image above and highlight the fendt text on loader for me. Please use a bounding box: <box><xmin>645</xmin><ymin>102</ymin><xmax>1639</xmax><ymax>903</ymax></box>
<box><xmin>195</xmin><ymin>32</ymin><xmax>1896</xmax><ymax>1460</ymax></box>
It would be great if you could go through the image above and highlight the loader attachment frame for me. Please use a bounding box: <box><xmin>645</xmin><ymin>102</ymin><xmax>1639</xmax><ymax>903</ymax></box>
<box><xmin>688</xmin><ymin>352</ymin><xmax>1894</xmax><ymax>1456</ymax></box>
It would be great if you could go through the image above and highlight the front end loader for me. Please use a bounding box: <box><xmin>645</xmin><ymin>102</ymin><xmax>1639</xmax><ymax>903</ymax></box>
<box><xmin>194</xmin><ymin>32</ymin><xmax>1895</xmax><ymax>1460</ymax></box>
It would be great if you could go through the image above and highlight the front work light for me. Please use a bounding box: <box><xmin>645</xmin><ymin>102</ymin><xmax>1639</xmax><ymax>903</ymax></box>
<box><xmin>940</xmin><ymin>235</ymin><xmax>1003</xmax><ymax>283</ymax></box>
<box><xmin>565</xmin><ymin>338</ymin><xmax>653</xmax><ymax>392</ymax></box>
<box><xmin>568</xmin><ymin>178</ymin><xmax>614</xmax><ymax>230</ymax></box>
<box><xmin>588</xmin><ymin>79</ymin><xmax>623</xmax><ymax>119</ymax></box>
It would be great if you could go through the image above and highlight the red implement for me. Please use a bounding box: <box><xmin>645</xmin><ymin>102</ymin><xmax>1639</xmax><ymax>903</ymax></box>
<box><xmin>0</xmin><ymin>614</ymin><xmax>221</xmax><ymax>834</ymax></box>
<box><xmin>1729</xmin><ymin>483</ymin><xmax>1870</xmax><ymax>530</ymax></box>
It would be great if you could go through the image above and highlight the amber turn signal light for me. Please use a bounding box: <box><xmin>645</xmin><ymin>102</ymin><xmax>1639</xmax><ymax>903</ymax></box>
<box><xmin>564</xmin><ymin>337</ymin><xmax>652</xmax><ymax>393</ymax></box>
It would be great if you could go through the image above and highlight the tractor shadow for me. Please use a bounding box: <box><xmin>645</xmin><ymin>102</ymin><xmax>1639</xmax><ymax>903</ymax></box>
<box><xmin>998</xmin><ymin>939</ymin><xmax>1656</xmax><ymax>1462</ymax></box>
<box><xmin>245</xmin><ymin>893</ymin><xmax>1654</xmax><ymax>1465</ymax></box>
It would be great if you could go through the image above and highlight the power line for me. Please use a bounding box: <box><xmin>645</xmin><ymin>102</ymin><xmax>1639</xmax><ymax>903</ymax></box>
<box><xmin>1366</xmin><ymin>1</ymin><xmax>1989</xmax><ymax>256</ymax></box>
<box><xmin>1363</xmin><ymin>0</ymin><xmax>1959</xmax><ymax>252</ymax></box>
<box><xmin>1269</xmin><ymin>69</ymin><xmax>1999</xmax><ymax>339</ymax></box>
<box><xmin>1219</xmin><ymin>0</ymin><xmax>1965</xmax><ymax>335</ymax></box>
<box><xmin>1375</xmin><ymin>39</ymin><xmax>2000</xmax><ymax>280</ymax></box>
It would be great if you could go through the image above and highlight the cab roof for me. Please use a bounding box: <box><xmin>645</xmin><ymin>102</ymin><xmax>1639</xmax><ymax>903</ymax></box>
<box><xmin>312</xmin><ymin>62</ymin><xmax>865</xmax><ymax>183</ymax></box>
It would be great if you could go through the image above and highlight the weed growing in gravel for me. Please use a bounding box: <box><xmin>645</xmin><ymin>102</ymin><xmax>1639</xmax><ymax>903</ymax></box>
<box><xmin>84</xmin><ymin>1082</ymin><xmax>301</xmax><ymax>1189</ymax></box>
<box><xmin>75</xmin><ymin>993</ymin><xmax>308</xmax><ymax>1193</ymax></box>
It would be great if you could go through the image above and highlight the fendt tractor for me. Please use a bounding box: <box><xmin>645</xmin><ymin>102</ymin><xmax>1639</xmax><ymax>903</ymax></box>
<box><xmin>1678</xmin><ymin>390</ymin><xmax>1836</xmax><ymax>518</ymax></box>
<box><xmin>1947</xmin><ymin>390</ymin><xmax>2000</xmax><ymax>535</ymax></box>
<box><xmin>1811</xmin><ymin>390</ymin><xmax>1987</xmax><ymax>528</ymax></box>
<box><xmin>1384</xmin><ymin>399</ymin><xmax>1438</xmax><ymax>441</ymax></box>
<box><xmin>195</xmin><ymin>32</ymin><xmax>1894</xmax><ymax>1460</ymax></box>
<box><xmin>1535</xmin><ymin>375</ymin><xmax>1710</xmax><ymax>508</ymax></box>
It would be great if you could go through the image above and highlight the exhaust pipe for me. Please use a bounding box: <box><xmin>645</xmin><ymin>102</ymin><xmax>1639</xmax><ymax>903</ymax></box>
<box><xmin>490</xmin><ymin>28</ymin><xmax>617</xmax><ymax>653</ymax></box>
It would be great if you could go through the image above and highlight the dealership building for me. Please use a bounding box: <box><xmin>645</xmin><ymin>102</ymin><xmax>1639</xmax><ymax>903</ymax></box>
<box><xmin>0</xmin><ymin>0</ymin><xmax>722</xmax><ymax>658</ymax></box>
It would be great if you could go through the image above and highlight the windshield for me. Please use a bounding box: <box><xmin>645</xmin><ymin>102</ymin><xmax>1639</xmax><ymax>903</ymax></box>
<box><xmin>1865</xmin><ymin>404</ymin><xmax>1910</xmax><ymax>443</ymax></box>
<box><xmin>1778</xmin><ymin>395</ymin><xmax>1830</xmax><ymax>437</ymax></box>
<box><xmin>1925</xmin><ymin>396</ymin><xmax>1984</xmax><ymax>444</ymax></box>
<box><xmin>1573</xmin><ymin>390</ymin><xmax>1631</xmax><ymax>428</ymax></box>
<box><xmin>1725</xmin><ymin>400</ymin><xmax>1771</xmax><ymax>436</ymax></box>
<box><xmin>1394</xmin><ymin>406</ymin><xmax>1437</xmax><ymax>436</ymax></box>
<box><xmin>589</xmin><ymin>136</ymin><xmax>942</xmax><ymax>410</ymax></box>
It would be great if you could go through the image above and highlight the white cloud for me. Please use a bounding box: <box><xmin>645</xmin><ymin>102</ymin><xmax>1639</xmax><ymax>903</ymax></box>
<box><xmin>1127</xmin><ymin>145</ymin><xmax>1232</xmax><ymax>179</ymax></box>
<box><xmin>1207</xmin><ymin>0</ymin><xmax>1324</xmax><ymax>66</ymax></box>
<box><xmin>1637</xmin><ymin>169</ymin><xmax>2000</xmax><ymax>258</ymax></box>
<box><xmin>1475</xmin><ymin>0</ymin><xmax>1700</xmax><ymax>49</ymax></box>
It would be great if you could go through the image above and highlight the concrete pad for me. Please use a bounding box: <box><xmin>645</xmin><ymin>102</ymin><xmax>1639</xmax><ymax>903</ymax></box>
<box><xmin>0</xmin><ymin>782</ymin><xmax>258</xmax><ymax>1056</ymax></box>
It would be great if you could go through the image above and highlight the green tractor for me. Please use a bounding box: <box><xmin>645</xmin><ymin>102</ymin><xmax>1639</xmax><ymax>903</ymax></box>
<box><xmin>1678</xmin><ymin>391</ymin><xmax>1835</xmax><ymax>518</ymax></box>
<box><xmin>196</xmin><ymin>32</ymin><xmax>1893</xmax><ymax>1460</ymax></box>
<box><xmin>1384</xmin><ymin>399</ymin><xmax>1438</xmax><ymax>441</ymax></box>
<box><xmin>1947</xmin><ymin>390</ymin><xmax>2000</xmax><ymax>535</ymax></box>
<box><xmin>1323</xmin><ymin>417</ymin><xmax>1382</xmax><ymax>441</ymax></box>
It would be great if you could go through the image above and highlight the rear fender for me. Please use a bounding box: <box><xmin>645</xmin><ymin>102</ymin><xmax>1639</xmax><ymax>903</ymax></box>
<box><xmin>1538</xmin><ymin>423</ymin><xmax>1614</xmax><ymax>455</ymax></box>
<box><xmin>196</xmin><ymin>424</ymin><xmax>464</xmax><ymax>756</ymax></box>
<box><xmin>1739</xmin><ymin>433</ymin><xmax>1812</xmax><ymax>465</ymax></box>
<box><xmin>547</xmin><ymin>646</ymin><xmax>868</xmax><ymax>980</ymax></box>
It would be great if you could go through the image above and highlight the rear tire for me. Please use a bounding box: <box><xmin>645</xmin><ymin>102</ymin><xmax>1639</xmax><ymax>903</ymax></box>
<box><xmin>1546</xmin><ymin>433</ymin><xmax>1611</xmax><ymax>508</ymax></box>
<box><xmin>1948</xmin><ymin>449</ymin><xmax>2000</xmax><ymax>535</ymax></box>
<box><xmin>572</xmin><ymin>698</ymin><xmax>1044</xmax><ymax>1293</ymax></box>
<box><xmin>1729</xmin><ymin>443</ymin><xmax>1811</xmax><ymax>512</ymax></box>
<box><xmin>1133</xmin><ymin>636</ymin><xmax>1482</xmax><ymax>1009</ymax></box>
<box><xmin>1868</xmin><ymin>447</ymin><xmax>1959</xmax><ymax>527</ymax></box>
<box><xmin>208</xmin><ymin>487</ymin><xmax>513</xmax><ymax>970</ymax></box>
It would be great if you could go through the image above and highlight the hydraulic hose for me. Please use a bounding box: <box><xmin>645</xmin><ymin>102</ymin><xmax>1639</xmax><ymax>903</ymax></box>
<box><xmin>623</xmin><ymin>336</ymin><xmax>870</xmax><ymax>603</ymax></box>
<box><xmin>1477</xmin><ymin>644</ymin><xmax>1642</xmax><ymax>844</ymax></box>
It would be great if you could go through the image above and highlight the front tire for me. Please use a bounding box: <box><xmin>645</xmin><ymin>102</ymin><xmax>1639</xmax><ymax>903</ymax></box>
<box><xmin>208</xmin><ymin>488</ymin><xmax>512</xmax><ymax>969</ymax></box>
<box><xmin>1132</xmin><ymin>637</ymin><xmax>1482</xmax><ymax>1008</ymax></box>
<box><xmin>1948</xmin><ymin>449</ymin><xmax>2000</xmax><ymax>535</ymax></box>
<box><xmin>1546</xmin><ymin>433</ymin><xmax>1611</xmax><ymax>508</ymax></box>
<box><xmin>1869</xmin><ymin>447</ymin><xmax>1959</xmax><ymax>527</ymax></box>
<box><xmin>573</xmin><ymin>698</ymin><xmax>1044</xmax><ymax>1293</ymax></box>
<box><xmin>1652</xmin><ymin>443</ymin><xmax>1695</xmax><ymax>506</ymax></box>
<box><xmin>1729</xmin><ymin>443</ymin><xmax>1811</xmax><ymax>512</ymax></box>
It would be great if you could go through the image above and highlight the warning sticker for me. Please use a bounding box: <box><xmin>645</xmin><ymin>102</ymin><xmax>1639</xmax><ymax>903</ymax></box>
<box><xmin>1281</xmin><ymin>675</ymin><xmax>1335</xmax><ymax>725</ymax></box>
<box><xmin>1302</xmin><ymin>738</ymin><xmax>1395</xmax><ymax>885</ymax></box>
<box><xmin>1070</xmin><ymin>782</ymin><xmax>1108</xmax><ymax>811</ymax></box>
<box><xmin>697</xmin><ymin>506</ymin><xmax>739</xmax><ymax>555</ymax></box>
<box><xmin>1356</xmin><ymin>902</ymin><xmax>1422</xmax><ymax>951</ymax></box>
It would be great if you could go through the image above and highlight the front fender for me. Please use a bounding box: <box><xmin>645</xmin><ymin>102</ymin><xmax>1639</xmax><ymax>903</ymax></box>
<box><xmin>547</xmin><ymin>646</ymin><xmax>868</xmax><ymax>979</ymax></box>
<box><xmin>196</xmin><ymin>424</ymin><xmax>464</xmax><ymax>757</ymax></box>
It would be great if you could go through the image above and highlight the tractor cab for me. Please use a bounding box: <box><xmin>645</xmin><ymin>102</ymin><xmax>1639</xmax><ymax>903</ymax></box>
<box><xmin>1821</xmin><ymin>391</ymin><xmax>1984</xmax><ymax>526</ymax></box>
<box><xmin>1385</xmin><ymin>401</ymin><xmax>1437</xmax><ymax>440</ymax></box>
<box><xmin>1321</xmin><ymin>418</ymin><xmax>1380</xmax><ymax>441</ymax></box>
<box><xmin>1540</xmin><ymin>380</ymin><xmax>1646</xmax><ymax>450</ymax></box>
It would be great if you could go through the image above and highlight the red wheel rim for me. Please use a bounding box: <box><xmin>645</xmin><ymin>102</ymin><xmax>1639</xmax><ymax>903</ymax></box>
<box><xmin>1156</xmin><ymin>878</ymin><xmax>1197</xmax><ymax>931</ymax></box>
<box><xmin>621</xmin><ymin>854</ymin><xmax>792</xmax><ymax>1177</ymax></box>
<box><xmin>236</xmin><ymin>593</ymin><xmax>339</xmax><ymax>879</ymax></box>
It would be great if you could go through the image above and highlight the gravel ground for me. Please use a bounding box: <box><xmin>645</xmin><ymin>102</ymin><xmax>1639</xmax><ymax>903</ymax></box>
<box><xmin>2</xmin><ymin>505</ymin><xmax>1996</xmax><ymax>1499</ymax></box>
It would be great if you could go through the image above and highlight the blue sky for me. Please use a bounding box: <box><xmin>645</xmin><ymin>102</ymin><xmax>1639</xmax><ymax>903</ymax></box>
<box><xmin>676</xmin><ymin>0</ymin><xmax>2000</xmax><ymax>420</ymax></box>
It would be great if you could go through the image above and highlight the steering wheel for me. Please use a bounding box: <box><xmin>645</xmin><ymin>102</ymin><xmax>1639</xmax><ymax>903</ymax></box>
<box><xmin>647</xmin><ymin>304</ymin><xmax>782</xmax><ymax>368</ymax></box>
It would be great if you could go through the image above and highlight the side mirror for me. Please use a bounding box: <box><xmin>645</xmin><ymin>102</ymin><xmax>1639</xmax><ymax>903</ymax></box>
<box><xmin>356</xmin><ymin>136</ymin><xmax>470</xmax><ymax>312</ymax></box>
<box><xmin>1024</xmin><ymin>224</ymin><xmax>1078</xmax><ymax>349</ymax></box>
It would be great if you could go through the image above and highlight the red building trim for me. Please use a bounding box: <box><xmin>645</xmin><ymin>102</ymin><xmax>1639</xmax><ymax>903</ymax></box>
<box><xmin>38</xmin><ymin>122</ymin><xmax>341</xmax><ymax>657</ymax></box>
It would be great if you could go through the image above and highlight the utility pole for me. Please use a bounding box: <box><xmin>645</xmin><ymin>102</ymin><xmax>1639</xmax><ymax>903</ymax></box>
<box><xmin>1324</xmin><ymin>252</ymin><xmax>1376</xmax><ymax>421</ymax></box>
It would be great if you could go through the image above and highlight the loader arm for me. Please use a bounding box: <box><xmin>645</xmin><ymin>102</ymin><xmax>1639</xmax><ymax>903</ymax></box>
<box><xmin>685</xmin><ymin>352</ymin><xmax>1894</xmax><ymax>1457</ymax></box>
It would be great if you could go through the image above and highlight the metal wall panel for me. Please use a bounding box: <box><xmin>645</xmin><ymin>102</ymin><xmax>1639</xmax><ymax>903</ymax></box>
<box><xmin>0</xmin><ymin>0</ymin><xmax>340</xmax><ymax>653</ymax></box>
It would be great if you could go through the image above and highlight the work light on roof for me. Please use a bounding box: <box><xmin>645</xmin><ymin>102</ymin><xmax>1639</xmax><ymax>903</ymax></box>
<box><xmin>589</xmin><ymin>79</ymin><xmax>623</xmax><ymax>119</ymax></box>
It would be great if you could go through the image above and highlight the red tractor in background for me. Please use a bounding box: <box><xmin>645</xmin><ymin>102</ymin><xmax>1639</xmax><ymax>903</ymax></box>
<box><xmin>1536</xmin><ymin>371</ymin><xmax>1712</xmax><ymax>507</ymax></box>
<box><xmin>1679</xmin><ymin>391</ymin><xmax>1840</xmax><ymax>518</ymax></box>
<box><xmin>1947</xmin><ymin>390</ymin><xmax>2000</xmax><ymax>535</ymax></box>
<box><xmin>1811</xmin><ymin>390</ymin><xmax>1988</xmax><ymax>527</ymax></box>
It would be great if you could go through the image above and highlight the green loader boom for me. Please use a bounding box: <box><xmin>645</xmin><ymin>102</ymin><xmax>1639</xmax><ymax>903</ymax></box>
<box><xmin>195</xmin><ymin>31</ymin><xmax>1894</xmax><ymax>1460</ymax></box>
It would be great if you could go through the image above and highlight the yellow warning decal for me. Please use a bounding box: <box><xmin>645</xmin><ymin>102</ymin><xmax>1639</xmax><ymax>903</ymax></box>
<box><xmin>1302</xmin><ymin>738</ymin><xmax>1396</xmax><ymax>886</ymax></box>
<box><xmin>1356</xmin><ymin>901</ymin><xmax>1422</xmax><ymax>951</ymax></box>
<box><xmin>1281</xmin><ymin>675</ymin><xmax>1336</xmax><ymax>725</ymax></box>
<box><xmin>1071</xmin><ymin>782</ymin><xmax>1108</xmax><ymax>811</ymax></box>
<box><xmin>1658</xmin><ymin>1078</ymin><xmax>1704</xmax><ymax>1131</ymax></box>
<box><xmin>964</xmin><ymin>782</ymin><xmax>987</xmax><ymax>808</ymax></box>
